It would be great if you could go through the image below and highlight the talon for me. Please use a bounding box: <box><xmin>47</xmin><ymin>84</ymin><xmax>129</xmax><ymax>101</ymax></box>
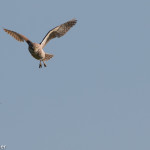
<box><xmin>43</xmin><ymin>61</ymin><xmax>47</xmax><ymax>67</ymax></box>
<box><xmin>39</xmin><ymin>60</ymin><xmax>42</xmax><ymax>68</ymax></box>
<box><xmin>44</xmin><ymin>63</ymin><xmax>47</xmax><ymax>67</ymax></box>
<box><xmin>39</xmin><ymin>64</ymin><xmax>42</xmax><ymax>68</ymax></box>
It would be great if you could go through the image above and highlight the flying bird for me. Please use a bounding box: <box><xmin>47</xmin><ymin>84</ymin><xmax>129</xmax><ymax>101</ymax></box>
<box><xmin>4</xmin><ymin>19</ymin><xmax>77</xmax><ymax>68</ymax></box>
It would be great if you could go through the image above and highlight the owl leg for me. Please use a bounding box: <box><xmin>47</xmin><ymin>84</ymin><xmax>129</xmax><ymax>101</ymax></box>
<box><xmin>43</xmin><ymin>61</ymin><xmax>47</xmax><ymax>67</ymax></box>
<box><xmin>39</xmin><ymin>60</ymin><xmax>42</xmax><ymax>68</ymax></box>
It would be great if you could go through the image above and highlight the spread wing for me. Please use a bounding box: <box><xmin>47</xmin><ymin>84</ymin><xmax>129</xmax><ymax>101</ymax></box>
<box><xmin>40</xmin><ymin>19</ymin><xmax>77</xmax><ymax>48</ymax></box>
<box><xmin>4</xmin><ymin>29</ymin><xmax>30</xmax><ymax>43</ymax></box>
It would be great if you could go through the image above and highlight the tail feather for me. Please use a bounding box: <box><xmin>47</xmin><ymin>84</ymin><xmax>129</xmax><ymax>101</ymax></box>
<box><xmin>44</xmin><ymin>53</ymin><xmax>53</xmax><ymax>61</ymax></box>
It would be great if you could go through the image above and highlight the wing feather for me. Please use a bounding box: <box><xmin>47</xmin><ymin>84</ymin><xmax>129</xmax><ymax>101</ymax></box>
<box><xmin>40</xmin><ymin>19</ymin><xmax>77</xmax><ymax>48</ymax></box>
<box><xmin>4</xmin><ymin>29</ymin><xmax>30</xmax><ymax>43</ymax></box>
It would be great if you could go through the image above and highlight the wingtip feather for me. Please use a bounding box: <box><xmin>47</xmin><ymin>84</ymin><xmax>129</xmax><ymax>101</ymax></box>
<box><xmin>3</xmin><ymin>28</ymin><xmax>25</xmax><ymax>42</ymax></box>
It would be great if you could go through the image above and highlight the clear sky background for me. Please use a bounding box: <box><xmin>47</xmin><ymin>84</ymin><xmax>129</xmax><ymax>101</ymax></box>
<box><xmin>0</xmin><ymin>0</ymin><xmax>150</xmax><ymax>150</ymax></box>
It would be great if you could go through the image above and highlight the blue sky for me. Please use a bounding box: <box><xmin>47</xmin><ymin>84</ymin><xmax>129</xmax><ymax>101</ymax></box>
<box><xmin>0</xmin><ymin>0</ymin><xmax>150</xmax><ymax>150</ymax></box>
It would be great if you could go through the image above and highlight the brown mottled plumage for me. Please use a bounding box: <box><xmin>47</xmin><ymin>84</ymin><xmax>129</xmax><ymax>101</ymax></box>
<box><xmin>4</xmin><ymin>19</ymin><xmax>77</xmax><ymax>68</ymax></box>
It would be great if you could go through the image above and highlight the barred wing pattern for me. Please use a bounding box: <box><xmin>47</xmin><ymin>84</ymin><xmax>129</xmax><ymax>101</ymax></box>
<box><xmin>4</xmin><ymin>29</ymin><xmax>30</xmax><ymax>43</ymax></box>
<box><xmin>40</xmin><ymin>19</ymin><xmax>77</xmax><ymax>48</ymax></box>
